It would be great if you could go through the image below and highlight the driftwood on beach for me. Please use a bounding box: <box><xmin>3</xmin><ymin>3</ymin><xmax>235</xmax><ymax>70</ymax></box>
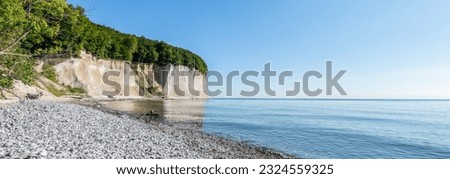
<box><xmin>0</xmin><ymin>90</ymin><xmax>42</xmax><ymax>101</ymax></box>
<box><xmin>25</xmin><ymin>92</ymin><xmax>43</xmax><ymax>100</ymax></box>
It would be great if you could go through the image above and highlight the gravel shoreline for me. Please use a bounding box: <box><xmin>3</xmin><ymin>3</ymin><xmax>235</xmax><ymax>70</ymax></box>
<box><xmin>0</xmin><ymin>101</ymin><xmax>291</xmax><ymax>159</ymax></box>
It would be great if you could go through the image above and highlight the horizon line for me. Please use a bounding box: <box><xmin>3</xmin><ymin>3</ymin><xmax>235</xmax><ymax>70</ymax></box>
<box><xmin>208</xmin><ymin>97</ymin><xmax>450</xmax><ymax>101</ymax></box>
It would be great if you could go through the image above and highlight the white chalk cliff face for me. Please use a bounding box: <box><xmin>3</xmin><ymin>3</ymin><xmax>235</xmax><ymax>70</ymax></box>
<box><xmin>54</xmin><ymin>51</ymin><xmax>207</xmax><ymax>99</ymax></box>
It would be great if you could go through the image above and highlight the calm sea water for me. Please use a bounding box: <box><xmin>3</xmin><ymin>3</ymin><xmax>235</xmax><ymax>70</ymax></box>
<box><xmin>101</xmin><ymin>99</ymin><xmax>450</xmax><ymax>159</ymax></box>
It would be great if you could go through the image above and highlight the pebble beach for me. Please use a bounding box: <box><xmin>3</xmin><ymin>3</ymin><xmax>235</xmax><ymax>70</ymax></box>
<box><xmin>0</xmin><ymin>101</ymin><xmax>290</xmax><ymax>159</ymax></box>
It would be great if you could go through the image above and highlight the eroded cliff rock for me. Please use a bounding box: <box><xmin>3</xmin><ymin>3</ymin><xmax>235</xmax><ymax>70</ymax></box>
<box><xmin>53</xmin><ymin>51</ymin><xmax>207</xmax><ymax>99</ymax></box>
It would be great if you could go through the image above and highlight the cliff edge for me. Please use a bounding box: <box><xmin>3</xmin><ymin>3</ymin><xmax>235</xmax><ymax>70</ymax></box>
<box><xmin>53</xmin><ymin>51</ymin><xmax>207</xmax><ymax>99</ymax></box>
<box><xmin>1</xmin><ymin>51</ymin><xmax>207</xmax><ymax>100</ymax></box>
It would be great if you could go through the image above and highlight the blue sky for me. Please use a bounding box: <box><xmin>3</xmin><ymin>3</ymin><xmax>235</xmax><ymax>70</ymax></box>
<box><xmin>68</xmin><ymin>0</ymin><xmax>450</xmax><ymax>98</ymax></box>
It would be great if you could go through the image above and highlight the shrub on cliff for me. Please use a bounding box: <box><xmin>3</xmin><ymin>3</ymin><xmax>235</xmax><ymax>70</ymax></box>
<box><xmin>41</xmin><ymin>63</ymin><xmax>58</xmax><ymax>82</ymax></box>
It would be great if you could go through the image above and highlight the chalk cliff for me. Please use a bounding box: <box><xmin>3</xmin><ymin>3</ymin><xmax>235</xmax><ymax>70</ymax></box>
<box><xmin>53</xmin><ymin>51</ymin><xmax>207</xmax><ymax>99</ymax></box>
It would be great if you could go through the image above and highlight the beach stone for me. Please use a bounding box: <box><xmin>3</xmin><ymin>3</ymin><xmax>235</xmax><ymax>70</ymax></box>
<box><xmin>0</xmin><ymin>101</ymin><xmax>290</xmax><ymax>159</ymax></box>
<box><xmin>18</xmin><ymin>151</ymin><xmax>30</xmax><ymax>159</ymax></box>
<box><xmin>39</xmin><ymin>149</ymin><xmax>48</xmax><ymax>157</ymax></box>
<box><xmin>3</xmin><ymin>141</ymin><xmax>13</xmax><ymax>148</ymax></box>
<box><xmin>0</xmin><ymin>148</ymin><xmax>5</xmax><ymax>158</ymax></box>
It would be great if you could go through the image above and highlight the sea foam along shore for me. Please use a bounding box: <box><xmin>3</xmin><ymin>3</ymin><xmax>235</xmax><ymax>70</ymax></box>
<box><xmin>0</xmin><ymin>101</ymin><xmax>290</xmax><ymax>159</ymax></box>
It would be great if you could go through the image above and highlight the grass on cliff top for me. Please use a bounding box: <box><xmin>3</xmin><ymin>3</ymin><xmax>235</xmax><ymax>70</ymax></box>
<box><xmin>44</xmin><ymin>84</ymin><xmax>64</xmax><ymax>97</ymax></box>
<box><xmin>66</xmin><ymin>86</ymin><xmax>85</xmax><ymax>94</ymax></box>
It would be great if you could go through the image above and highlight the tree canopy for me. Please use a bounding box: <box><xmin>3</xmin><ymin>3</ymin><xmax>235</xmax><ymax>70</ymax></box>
<box><xmin>0</xmin><ymin>0</ymin><xmax>207</xmax><ymax>89</ymax></box>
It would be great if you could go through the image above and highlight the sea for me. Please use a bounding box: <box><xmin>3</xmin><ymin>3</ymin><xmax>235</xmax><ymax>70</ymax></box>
<box><xmin>100</xmin><ymin>98</ymin><xmax>450</xmax><ymax>159</ymax></box>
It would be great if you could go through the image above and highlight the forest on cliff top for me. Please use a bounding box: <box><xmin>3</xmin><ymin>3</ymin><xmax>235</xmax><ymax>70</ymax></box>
<box><xmin>0</xmin><ymin>0</ymin><xmax>207</xmax><ymax>89</ymax></box>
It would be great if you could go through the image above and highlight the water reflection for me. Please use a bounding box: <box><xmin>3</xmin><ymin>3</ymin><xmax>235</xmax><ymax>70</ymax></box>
<box><xmin>99</xmin><ymin>100</ymin><xmax>206</xmax><ymax>128</ymax></box>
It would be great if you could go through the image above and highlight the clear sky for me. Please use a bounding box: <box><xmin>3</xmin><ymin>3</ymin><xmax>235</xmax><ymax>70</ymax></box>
<box><xmin>67</xmin><ymin>0</ymin><xmax>450</xmax><ymax>98</ymax></box>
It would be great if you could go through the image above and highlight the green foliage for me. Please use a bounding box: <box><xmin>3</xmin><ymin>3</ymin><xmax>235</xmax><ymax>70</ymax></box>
<box><xmin>0</xmin><ymin>0</ymin><xmax>37</xmax><ymax>87</ymax></box>
<box><xmin>66</xmin><ymin>85</ymin><xmax>85</xmax><ymax>94</ymax></box>
<box><xmin>0</xmin><ymin>55</ymin><xmax>35</xmax><ymax>88</ymax></box>
<box><xmin>44</xmin><ymin>84</ymin><xmax>84</xmax><ymax>96</ymax></box>
<box><xmin>41</xmin><ymin>63</ymin><xmax>57</xmax><ymax>82</ymax></box>
<box><xmin>0</xmin><ymin>74</ymin><xmax>13</xmax><ymax>88</ymax></box>
<box><xmin>1</xmin><ymin>0</ymin><xmax>207</xmax><ymax>90</ymax></box>
<box><xmin>134</xmin><ymin>37</ymin><xmax>158</xmax><ymax>63</ymax></box>
<box><xmin>13</xmin><ymin>58</ymin><xmax>35</xmax><ymax>85</ymax></box>
<box><xmin>21</xmin><ymin>0</ymin><xmax>69</xmax><ymax>55</ymax></box>
<box><xmin>21</xmin><ymin>1</ymin><xmax>208</xmax><ymax>73</ymax></box>
<box><xmin>0</xmin><ymin>0</ymin><xmax>27</xmax><ymax>50</ymax></box>
<box><xmin>45</xmin><ymin>84</ymin><xmax>64</xmax><ymax>97</ymax></box>
<box><xmin>122</xmin><ymin>36</ymin><xmax>138</xmax><ymax>61</ymax></box>
<box><xmin>71</xmin><ymin>15</ymin><xmax>208</xmax><ymax>72</ymax></box>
